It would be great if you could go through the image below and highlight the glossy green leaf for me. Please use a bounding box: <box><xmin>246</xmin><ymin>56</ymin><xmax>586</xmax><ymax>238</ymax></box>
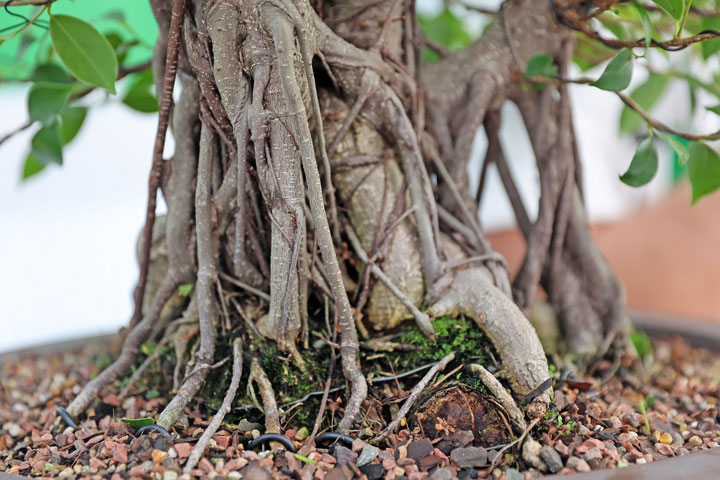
<box><xmin>620</xmin><ymin>137</ymin><xmax>658</xmax><ymax>187</ymax></box>
<box><xmin>701</xmin><ymin>16</ymin><xmax>720</xmax><ymax>59</ymax></box>
<box><xmin>31</xmin><ymin>124</ymin><xmax>63</xmax><ymax>165</ymax></box>
<box><xmin>49</xmin><ymin>14</ymin><xmax>118</xmax><ymax>94</ymax></box>
<box><xmin>21</xmin><ymin>153</ymin><xmax>46</xmax><ymax>180</ymax></box>
<box><xmin>619</xmin><ymin>74</ymin><xmax>669</xmax><ymax>133</ymax></box>
<box><xmin>59</xmin><ymin>106</ymin><xmax>87</xmax><ymax>145</ymax></box>
<box><xmin>30</xmin><ymin>64</ymin><xmax>72</xmax><ymax>84</ymax></box>
<box><xmin>687</xmin><ymin>142</ymin><xmax>720</xmax><ymax>204</ymax></box>
<box><xmin>633</xmin><ymin>3</ymin><xmax>653</xmax><ymax>48</ymax></box>
<box><xmin>28</xmin><ymin>83</ymin><xmax>72</xmax><ymax>126</ymax></box>
<box><xmin>591</xmin><ymin>48</ymin><xmax>633</xmax><ymax>92</ymax></box>
<box><xmin>659</xmin><ymin>134</ymin><xmax>690</xmax><ymax>166</ymax></box>
<box><xmin>651</xmin><ymin>0</ymin><xmax>685</xmax><ymax>19</ymax></box>
<box><xmin>121</xmin><ymin>417</ymin><xmax>155</xmax><ymax>428</ymax></box>
<box><xmin>526</xmin><ymin>53</ymin><xmax>558</xmax><ymax>78</ymax></box>
<box><xmin>123</xmin><ymin>69</ymin><xmax>158</xmax><ymax>113</ymax></box>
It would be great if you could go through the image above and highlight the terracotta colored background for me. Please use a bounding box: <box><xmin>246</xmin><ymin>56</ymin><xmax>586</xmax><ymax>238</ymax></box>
<box><xmin>487</xmin><ymin>183</ymin><xmax>720</xmax><ymax>324</ymax></box>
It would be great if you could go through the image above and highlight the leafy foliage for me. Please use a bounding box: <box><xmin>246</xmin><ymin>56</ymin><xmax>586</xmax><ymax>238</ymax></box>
<box><xmin>620</xmin><ymin>137</ymin><xmax>658</xmax><ymax>187</ymax></box>
<box><xmin>590</xmin><ymin>49</ymin><xmax>634</xmax><ymax>92</ymax></box>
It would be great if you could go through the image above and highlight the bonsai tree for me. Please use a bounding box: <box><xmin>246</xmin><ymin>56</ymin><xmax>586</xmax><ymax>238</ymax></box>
<box><xmin>2</xmin><ymin>0</ymin><xmax>720</xmax><ymax>439</ymax></box>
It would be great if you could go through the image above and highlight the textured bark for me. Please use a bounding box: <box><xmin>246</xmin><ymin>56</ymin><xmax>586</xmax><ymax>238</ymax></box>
<box><xmin>63</xmin><ymin>0</ymin><xmax>629</xmax><ymax>434</ymax></box>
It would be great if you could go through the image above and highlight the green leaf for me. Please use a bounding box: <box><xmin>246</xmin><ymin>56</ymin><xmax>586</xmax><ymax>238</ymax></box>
<box><xmin>59</xmin><ymin>107</ymin><xmax>87</xmax><ymax>144</ymax></box>
<box><xmin>630</xmin><ymin>331</ymin><xmax>653</xmax><ymax>359</ymax></box>
<box><xmin>21</xmin><ymin>153</ymin><xmax>46</xmax><ymax>180</ymax></box>
<box><xmin>28</xmin><ymin>83</ymin><xmax>72</xmax><ymax>126</ymax></box>
<box><xmin>701</xmin><ymin>16</ymin><xmax>720</xmax><ymax>60</ymax></box>
<box><xmin>619</xmin><ymin>74</ymin><xmax>669</xmax><ymax>133</ymax></box>
<box><xmin>49</xmin><ymin>14</ymin><xmax>118</xmax><ymax>94</ymax></box>
<box><xmin>659</xmin><ymin>134</ymin><xmax>690</xmax><ymax>165</ymax></box>
<box><xmin>123</xmin><ymin>70</ymin><xmax>158</xmax><ymax>113</ymax></box>
<box><xmin>145</xmin><ymin>389</ymin><xmax>160</xmax><ymax>400</ymax></box>
<box><xmin>526</xmin><ymin>53</ymin><xmax>558</xmax><ymax>78</ymax></box>
<box><xmin>633</xmin><ymin>3</ymin><xmax>653</xmax><ymax>48</ymax></box>
<box><xmin>590</xmin><ymin>48</ymin><xmax>633</xmax><ymax>92</ymax></box>
<box><xmin>121</xmin><ymin>417</ymin><xmax>155</xmax><ymax>428</ymax></box>
<box><xmin>651</xmin><ymin>0</ymin><xmax>685</xmax><ymax>19</ymax></box>
<box><xmin>687</xmin><ymin>142</ymin><xmax>720</xmax><ymax>204</ymax></box>
<box><xmin>418</xmin><ymin>9</ymin><xmax>473</xmax><ymax>51</ymax></box>
<box><xmin>30</xmin><ymin>64</ymin><xmax>73</xmax><ymax>84</ymax></box>
<box><xmin>620</xmin><ymin>137</ymin><xmax>658</xmax><ymax>187</ymax></box>
<box><xmin>706</xmin><ymin>105</ymin><xmax>720</xmax><ymax>116</ymax></box>
<box><xmin>31</xmin><ymin>124</ymin><xmax>64</xmax><ymax>165</ymax></box>
<box><xmin>177</xmin><ymin>283</ymin><xmax>194</xmax><ymax>297</ymax></box>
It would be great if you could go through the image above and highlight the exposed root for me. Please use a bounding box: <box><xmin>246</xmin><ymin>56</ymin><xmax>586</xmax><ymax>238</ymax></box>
<box><xmin>131</xmin><ymin>0</ymin><xmax>187</xmax><ymax>329</ymax></box>
<box><xmin>157</xmin><ymin>121</ymin><xmax>219</xmax><ymax>430</ymax></box>
<box><xmin>374</xmin><ymin>352</ymin><xmax>455</xmax><ymax>442</ymax></box>
<box><xmin>183</xmin><ymin>338</ymin><xmax>242</xmax><ymax>475</ymax></box>
<box><xmin>249</xmin><ymin>357</ymin><xmax>280</xmax><ymax>434</ymax></box>
<box><xmin>469</xmin><ymin>364</ymin><xmax>526</xmax><ymax>432</ymax></box>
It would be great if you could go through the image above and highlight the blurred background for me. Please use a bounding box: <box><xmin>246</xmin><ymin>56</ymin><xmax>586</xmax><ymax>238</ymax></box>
<box><xmin>1</xmin><ymin>0</ymin><xmax>719</xmax><ymax>353</ymax></box>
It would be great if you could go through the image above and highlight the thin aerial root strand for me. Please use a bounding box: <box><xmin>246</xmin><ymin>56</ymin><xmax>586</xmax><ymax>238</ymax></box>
<box><xmin>183</xmin><ymin>338</ymin><xmax>242</xmax><ymax>475</ymax></box>
<box><xmin>249</xmin><ymin>357</ymin><xmax>281</xmax><ymax>434</ymax></box>
<box><xmin>131</xmin><ymin>0</ymin><xmax>186</xmax><ymax>329</ymax></box>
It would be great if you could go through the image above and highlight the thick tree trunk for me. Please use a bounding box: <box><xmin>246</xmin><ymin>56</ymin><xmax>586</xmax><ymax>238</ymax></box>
<box><xmin>61</xmin><ymin>0</ymin><xmax>627</xmax><ymax>434</ymax></box>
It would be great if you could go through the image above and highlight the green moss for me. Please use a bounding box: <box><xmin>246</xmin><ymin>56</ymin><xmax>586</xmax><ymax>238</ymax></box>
<box><xmin>390</xmin><ymin>316</ymin><xmax>489</xmax><ymax>370</ymax></box>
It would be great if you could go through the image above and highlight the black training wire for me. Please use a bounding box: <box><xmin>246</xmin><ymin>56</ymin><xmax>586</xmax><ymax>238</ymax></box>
<box><xmin>549</xmin><ymin>0</ymin><xmax>720</xmax><ymax>52</ymax></box>
<box><xmin>1</xmin><ymin>0</ymin><xmax>52</xmax><ymax>34</ymax></box>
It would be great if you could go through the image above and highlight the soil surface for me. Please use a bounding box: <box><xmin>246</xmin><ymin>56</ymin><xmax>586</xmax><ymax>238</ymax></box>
<box><xmin>1</xmin><ymin>334</ymin><xmax>719</xmax><ymax>479</ymax></box>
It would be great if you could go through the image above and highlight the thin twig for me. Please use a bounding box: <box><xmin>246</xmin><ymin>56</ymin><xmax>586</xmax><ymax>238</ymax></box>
<box><xmin>0</xmin><ymin>120</ymin><xmax>32</xmax><ymax>148</ymax></box>
<box><xmin>374</xmin><ymin>352</ymin><xmax>454</xmax><ymax>441</ymax></box>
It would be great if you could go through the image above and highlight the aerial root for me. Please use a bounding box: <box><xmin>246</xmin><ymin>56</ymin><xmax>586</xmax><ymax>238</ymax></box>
<box><xmin>158</xmin><ymin>121</ymin><xmax>219</xmax><ymax>430</ymax></box>
<box><xmin>248</xmin><ymin>357</ymin><xmax>281</xmax><ymax>434</ymax></box>
<box><xmin>183</xmin><ymin>338</ymin><xmax>243</xmax><ymax>475</ymax></box>
<box><xmin>345</xmin><ymin>224</ymin><xmax>434</xmax><ymax>338</ymax></box>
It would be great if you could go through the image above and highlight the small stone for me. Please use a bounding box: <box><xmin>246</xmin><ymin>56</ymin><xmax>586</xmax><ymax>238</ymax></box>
<box><xmin>152</xmin><ymin>449</ymin><xmax>169</xmax><ymax>465</ymax></box>
<box><xmin>58</xmin><ymin>467</ymin><xmax>74</xmax><ymax>479</ymax></box>
<box><xmin>578</xmin><ymin>425</ymin><xmax>591</xmax><ymax>435</ymax></box>
<box><xmin>655</xmin><ymin>443</ymin><xmax>674</xmax><ymax>456</ymax></box>
<box><xmin>5</xmin><ymin>423</ymin><xmax>23</xmax><ymax>438</ymax></box>
<box><xmin>406</xmin><ymin>439</ymin><xmax>434</xmax><ymax>462</ymax></box>
<box><xmin>652</xmin><ymin>431</ymin><xmax>661</xmax><ymax>443</ymax></box>
<box><xmin>174</xmin><ymin>442</ymin><xmax>192</xmax><ymax>458</ymax></box>
<box><xmin>163</xmin><ymin>471</ymin><xmax>179</xmax><ymax>480</ymax></box>
<box><xmin>504</xmin><ymin>468</ymin><xmax>524</xmax><ymax>480</ymax></box>
<box><xmin>168</xmin><ymin>447</ymin><xmax>178</xmax><ymax>458</ymax></box>
<box><xmin>541</xmin><ymin>445</ymin><xmax>564</xmax><ymax>473</ymax></box>
<box><xmin>333</xmin><ymin>445</ymin><xmax>358</xmax><ymax>466</ymax></box>
<box><xmin>450</xmin><ymin>447</ymin><xmax>488</xmax><ymax>468</ymax></box>
<box><xmin>295</xmin><ymin>427</ymin><xmax>309</xmax><ymax>441</ymax></box>
<box><xmin>244</xmin><ymin>461</ymin><xmax>271</xmax><ymax>480</ymax></box>
<box><xmin>584</xmin><ymin>448</ymin><xmax>602</xmax><ymax>462</ymax></box>
<box><xmin>359</xmin><ymin>463</ymin><xmax>384</xmax><ymax>480</ymax></box>
<box><xmin>357</xmin><ymin>445</ymin><xmax>379</xmax><ymax>467</ymax></box>
<box><xmin>430</xmin><ymin>468</ymin><xmax>453</xmax><ymax>480</ymax></box>
<box><xmin>567</xmin><ymin>456</ymin><xmax>591</xmax><ymax>472</ymax></box>
<box><xmin>554</xmin><ymin>440</ymin><xmax>569</xmax><ymax>457</ymax></box>
<box><xmin>636</xmin><ymin>458</ymin><xmax>647</xmax><ymax>465</ymax></box>
<box><xmin>418</xmin><ymin>454</ymin><xmax>443</xmax><ymax>471</ymax></box>
<box><xmin>521</xmin><ymin>437</ymin><xmax>547</xmax><ymax>472</ymax></box>
<box><xmin>660</xmin><ymin>432</ymin><xmax>673</xmax><ymax>445</ymax></box>
<box><xmin>325</xmin><ymin>467</ymin><xmax>348</xmax><ymax>480</ymax></box>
